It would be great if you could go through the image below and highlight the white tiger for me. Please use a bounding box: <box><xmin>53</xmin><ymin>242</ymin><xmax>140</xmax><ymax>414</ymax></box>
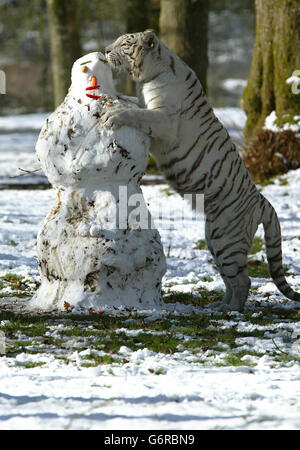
<box><xmin>102</xmin><ymin>30</ymin><xmax>300</xmax><ymax>311</ymax></box>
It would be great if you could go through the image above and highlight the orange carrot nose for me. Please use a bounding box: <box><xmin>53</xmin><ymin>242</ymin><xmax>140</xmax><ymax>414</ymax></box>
<box><xmin>91</xmin><ymin>76</ymin><xmax>98</xmax><ymax>87</ymax></box>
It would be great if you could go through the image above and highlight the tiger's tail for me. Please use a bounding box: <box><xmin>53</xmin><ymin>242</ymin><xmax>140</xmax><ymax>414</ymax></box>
<box><xmin>262</xmin><ymin>197</ymin><xmax>300</xmax><ymax>301</ymax></box>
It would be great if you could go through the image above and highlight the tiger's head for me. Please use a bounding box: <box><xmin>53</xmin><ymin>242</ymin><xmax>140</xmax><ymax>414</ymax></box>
<box><xmin>105</xmin><ymin>30</ymin><xmax>162</xmax><ymax>82</ymax></box>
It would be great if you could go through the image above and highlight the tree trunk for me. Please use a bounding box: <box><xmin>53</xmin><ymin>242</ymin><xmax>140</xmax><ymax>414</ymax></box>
<box><xmin>47</xmin><ymin>0</ymin><xmax>82</xmax><ymax>108</ymax></box>
<box><xmin>125</xmin><ymin>0</ymin><xmax>151</xmax><ymax>96</ymax></box>
<box><xmin>37</xmin><ymin>0</ymin><xmax>52</xmax><ymax>111</ymax></box>
<box><xmin>242</xmin><ymin>0</ymin><xmax>300</xmax><ymax>141</ymax></box>
<box><xmin>127</xmin><ymin>0</ymin><xmax>151</xmax><ymax>33</ymax></box>
<box><xmin>159</xmin><ymin>0</ymin><xmax>209</xmax><ymax>93</ymax></box>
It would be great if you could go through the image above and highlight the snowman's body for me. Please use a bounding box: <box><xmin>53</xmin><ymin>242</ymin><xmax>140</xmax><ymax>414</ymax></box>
<box><xmin>29</xmin><ymin>53</ymin><xmax>166</xmax><ymax>312</ymax></box>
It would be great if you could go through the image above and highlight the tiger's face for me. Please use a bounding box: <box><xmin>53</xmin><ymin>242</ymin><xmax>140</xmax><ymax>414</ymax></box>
<box><xmin>105</xmin><ymin>30</ymin><xmax>160</xmax><ymax>82</ymax></box>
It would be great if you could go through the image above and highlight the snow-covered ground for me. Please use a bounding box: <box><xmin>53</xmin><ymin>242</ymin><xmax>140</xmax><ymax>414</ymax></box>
<box><xmin>0</xmin><ymin>110</ymin><xmax>300</xmax><ymax>430</ymax></box>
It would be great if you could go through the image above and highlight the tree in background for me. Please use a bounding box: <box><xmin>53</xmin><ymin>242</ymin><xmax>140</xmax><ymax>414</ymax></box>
<box><xmin>124</xmin><ymin>0</ymin><xmax>151</xmax><ymax>95</ymax></box>
<box><xmin>37</xmin><ymin>0</ymin><xmax>52</xmax><ymax>111</ymax></box>
<box><xmin>47</xmin><ymin>0</ymin><xmax>82</xmax><ymax>107</ymax></box>
<box><xmin>159</xmin><ymin>0</ymin><xmax>209</xmax><ymax>93</ymax></box>
<box><xmin>127</xmin><ymin>0</ymin><xmax>151</xmax><ymax>33</ymax></box>
<box><xmin>241</xmin><ymin>0</ymin><xmax>300</xmax><ymax>184</ymax></box>
<box><xmin>242</xmin><ymin>0</ymin><xmax>300</xmax><ymax>141</ymax></box>
<box><xmin>0</xmin><ymin>0</ymin><xmax>54</xmax><ymax>112</ymax></box>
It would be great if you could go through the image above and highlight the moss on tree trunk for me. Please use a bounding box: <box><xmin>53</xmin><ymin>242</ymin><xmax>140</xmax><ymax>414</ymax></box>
<box><xmin>159</xmin><ymin>0</ymin><xmax>209</xmax><ymax>93</ymax></box>
<box><xmin>242</xmin><ymin>0</ymin><xmax>300</xmax><ymax>141</ymax></box>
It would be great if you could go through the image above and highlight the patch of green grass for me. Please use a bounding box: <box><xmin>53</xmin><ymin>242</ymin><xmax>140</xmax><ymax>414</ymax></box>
<box><xmin>1</xmin><ymin>316</ymin><xmax>47</xmax><ymax>338</ymax></box>
<box><xmin>59</xmin><ymin>326</ymin><xmax>101</xmax><ymax>338</ymax></box>
<box><xmin>81</xmin><ymin>354</ymin><xmax>121</xmax><ymax>367</ymax></box>
<box><xmin>236</xmin><ymin>349</ymin><xmax>264</xmax><ymax>358</ymax></box>
<box><xmin>163</xmin><ymin>288</ymin><xmax>224</xmax><ymax>307</ymax></box>
<box><xmin>274</xmin><ymin>354</ymin><xmax>300</xmax><ymax>364</ymax></box>
<box><xmin>0</xmin><ymin>274</ymin><xmax>22</xmax><ymax>283</ymax></box>
<box><xmin>178</xmin><ymin>315</ymin><xmax>213</xmax><ymax>335</ymax></box>
<box><xmin>146</xmin><ymin>154</ymin><xmax>160</xmax><ymax>175</ymax></box>
<box><xmin>140</xmin><ymin>333</ymin><xmax>180</xmax><ymax>354</ymax></box>
<box><xmin>219</xmin><ymin>354</ymin><xmax>255</xmax><ymax>367</ymax></box>
<box><xmin>201</xmin><ymin>276</ymin><xmax>214</xmax><ymax>282</ymax></box>
<box><xmin>196</xmin><ymin>288</ymin><xmax>224</xmax><ymax>304</ymax></box>
<box><xmin>243</xmin><ymin>312</ymin><xmax>274</xmax><ymax>326</ymax></box>
<box><xmin>259</xmin><ymin>172</ymin><xmax>286</xmax><ymax>187</ymax></box>
<box><xmin>0</xmin><ymin>292</ymin><xmax>31</xmax><ymax>299</ymax></box>
<box><xmin>17</xmin><ymin>361</ymin><xmax>47</xmax><ymax>369</ymax></box>
<box><xmin>250</xmin><ymin>237</ymin><xmax>264</xmax><ymax>255</ymax></box>
<box><xmin>274</xmin><ymin>113</ymin><xmax>298</xmax><ymax>128</ymax></box>
<box><xmin>163</xmin><ymin>291</ymin><xmax>201</xmax><ymax>305</ymax></box>
<box><xmin>1</xmin><ymin>316</ymin><xmax>23</xmax><ymax>334</ymax></box>
<box><xmin>140</xmin><ymin>319</ymin><xmax>174</xmax><ymax>333</ymax></box>
<box><xmin>247</xmin><ymin>260</ymin><xmax>270</xmax><ymax>278</ymax></box>
<box><xmin>0</xmin><ymin>273</ymin><xmax>40</xmax><ymax>295</ymax></box>
<box><xmin>179</xmin><ymin>322</ymin><xmax>268</xmax><ymax>356</ymax></box>
<box><xmin>184</xmin><ymin>338</ymin><xmax>220</xmax><ymax>351</ymax></box>
<box><xmin>193</xmin><ymin>239</ymin><xmax>208</xmax><ymax>250</ymax></box>
<box><xmin>148</xmin><ymin>367</ymin><xmax>167</xmax><ymax>375</ymax></box>
<box><xmin>279</xmin><ymin>177</ymin><xmax>288</xmax><ymax>186</ymax></box>
<box><xmin>247</xmin><ymin>259</ymin><xmax>291</xmax><ymax>278</ymax></box>
<box><xmin>11</xmin><ymin>339</ymin><xmax>35</xmax><ymax>348</ymax></box>
<box><xmin>54</xmin><ymin>355</ymin><xmax>69</xmax><ymax>363</ymax></box>
<box><xmin>1</xmin><ymin>302</ymin><xmax>299</xmax><ymax>370</ymax></box>
<box><xmin>23</xmin><ymin>322</ymin><xmax>47</xmax><ymax>337</ymax></box>
<box><xmin>259</xmin><ymin>178</ymin><xmax>275</xmax><ymax>187</ymax></box>
<box><xmin>95</xmin><ymin>335</ymin><xmax>123</xmax><ymax>354</ymax></box>
<box><xmin>104</xmin><ymin>330</ymin><xmax>180</xmax><ymax>355</ymax></box>
<box><xmin>267</xmin><ymin>307</ymin><xmax>300</xmax><ymax>321</ymax></box>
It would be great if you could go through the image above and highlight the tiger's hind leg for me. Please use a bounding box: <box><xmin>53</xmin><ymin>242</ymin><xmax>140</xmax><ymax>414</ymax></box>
<box><xmin>207</xmin><ymin>221</ymin><xmax>251</xmax><ymax>311</ymax></box>
<box><xmin>205</xmin><ymin>203</ymin><xmax>258</xmax><ymax>311</ymax></box>
<box><xmin>219</xmin><ymin>266</ymin><xmax>251</xmax><ymax>312</ymax></box>
<box><xmin>205</xmin><ymin>220</ymin><xmax>233</xmax><ymax>307</ymax></box>
<box><xmin>219</xmin><ymin>273</ymin><xmax>233</xmax><ymax>307</ymax></box>
<box><xmin>218</xmin><ymin>213</ymin><xmax>258</xmax><ymax>311</ymax></box>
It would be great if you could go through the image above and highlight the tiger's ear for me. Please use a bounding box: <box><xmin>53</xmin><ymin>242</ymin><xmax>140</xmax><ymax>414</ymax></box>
<box><xmin>142</xmin><ymin>29</ymin><xmax>156</xmax><ymax>49</ymax></box>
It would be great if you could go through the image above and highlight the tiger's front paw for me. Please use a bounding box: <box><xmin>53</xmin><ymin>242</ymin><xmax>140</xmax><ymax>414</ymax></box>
<box><xmin>101</xmin><ymin>107</ymin><xmax>131</xmax><ymax>131</ymax></box>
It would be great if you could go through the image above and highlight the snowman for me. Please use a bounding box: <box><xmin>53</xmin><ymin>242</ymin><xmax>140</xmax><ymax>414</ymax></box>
<box><xmin>28</xmin><ymin>52</ymin><xmax>166</xmax><ymax>312</ymax></box>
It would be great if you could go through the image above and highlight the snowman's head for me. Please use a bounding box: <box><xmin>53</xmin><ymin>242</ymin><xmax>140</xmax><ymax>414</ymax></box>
<box><xmin>71</xmin><ymin>52</ymin><xmax>116</xmax><ymax>100</ymax></box>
